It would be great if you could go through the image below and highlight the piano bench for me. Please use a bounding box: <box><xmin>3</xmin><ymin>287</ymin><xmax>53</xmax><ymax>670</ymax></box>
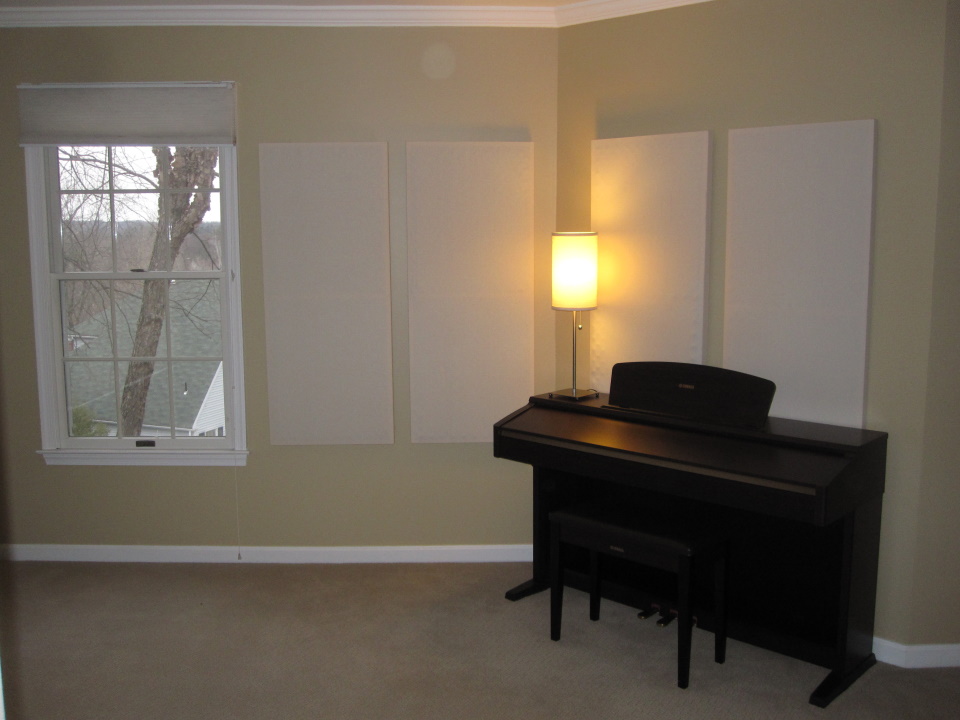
<box><xmin>549</xmin><ymin>503</ymin><xmax>728</xmax><ymax>689</ymax></box>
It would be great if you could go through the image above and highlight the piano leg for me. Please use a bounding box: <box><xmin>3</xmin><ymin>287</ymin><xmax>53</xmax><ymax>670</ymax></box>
<box><xmin>810</xmin><ymin>654</ymin><xmax>877</xmax><ymax>708</ymax></box>
<box><xmin>810</xmin><ymin>493</ymin><xmax>883</xmax><ymax>706</ymax></box>
<box><xmin>506</xmin><ymin>469</ymin><xmax>554</xmax><ymax>601</ymax></box>
<box><xmin>505</xmin><ymin>578</ymin><xmax>549</xmax><ymax>601</ymax></box>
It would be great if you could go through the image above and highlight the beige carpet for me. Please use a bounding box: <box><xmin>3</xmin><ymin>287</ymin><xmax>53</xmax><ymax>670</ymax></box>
<box><xmin>0</xmin><ymin>561</ymin><xmax>957</xmax><ymax>719</ymax></box>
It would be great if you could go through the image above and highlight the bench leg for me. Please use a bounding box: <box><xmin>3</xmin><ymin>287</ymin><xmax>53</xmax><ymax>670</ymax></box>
<box><xmin>677</xmin><ymin>556</ymin><xmax>693</xmax><ymax>689</ymax></box>
<box><xmin>550</xmin><ymin>524</ymin><xmax>563</xmax><ymax>641</ymax></box>
<box><xmin>714</xmin><ymin>548</ymin><xmax>727</xmax><ymax>664</ymax></box>
<box><xmin>589</xmin><ymin>550</ymin><xmax>601</xmax><ymax>621</ymax></box>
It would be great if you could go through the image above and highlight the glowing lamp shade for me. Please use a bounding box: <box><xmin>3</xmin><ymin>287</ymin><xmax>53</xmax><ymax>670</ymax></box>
<box><xmin>552</xmin><ymin>232</ymin><xmax>598</xmax><ymax>311</ymax></box>
<box><xmin>550</xmin><ymin>231</ymin><xmax>599</xmax><ymax>401</ymax></box>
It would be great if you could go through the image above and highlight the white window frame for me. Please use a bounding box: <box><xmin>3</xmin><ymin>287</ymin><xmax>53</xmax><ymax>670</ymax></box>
<box><xmin>22</xmin><ymin>105</ymin><xmax>246</xmax><ymax>466</ymax></box>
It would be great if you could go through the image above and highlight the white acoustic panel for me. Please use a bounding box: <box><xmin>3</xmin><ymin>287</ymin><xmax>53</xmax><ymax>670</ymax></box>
<box><xmin>590</xmin><ymin>132</ymin><xmax>710</xmax><ymax>392</ymax></box>
<box><xmin>259</xmin><ymin>143</ymin><xmax>394</xmax><ymax>444</ymax></box>
<box><xmin>407</xmin><ymin>142</ymin><xmax>534</xmax><ymax>443</ymax></box>
<box><xmin>724</xmin><ymin>120</ymin><xmax>876</xmax><ymax>426</ymax></box>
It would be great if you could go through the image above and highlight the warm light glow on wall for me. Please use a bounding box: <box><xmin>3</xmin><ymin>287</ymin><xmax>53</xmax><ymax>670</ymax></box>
<box><xmin>552</xmin><ymin>232</ymin><xmax>598</xmax><ymax>310</ymax></box>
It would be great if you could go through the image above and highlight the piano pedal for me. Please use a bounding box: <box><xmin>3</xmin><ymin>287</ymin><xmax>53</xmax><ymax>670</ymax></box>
<box><xmin>637</xmin><ymin>606</ymin><xmax>657</xmax><ymax>620</ymax></box>
<box><xmin>656</xmin><ymin>607</ymin><xmax>677</xmax><ymax>628</ymax></box>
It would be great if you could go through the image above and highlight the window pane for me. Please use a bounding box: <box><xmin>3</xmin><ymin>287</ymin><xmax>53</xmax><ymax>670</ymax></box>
<box><xmin>168</xmin><ymin>190</ymin><xmax>217</xmax><ymax>271</ymax></box>
<box><xmin>59</xmin><ymin>146</ymin><xmax>108</xmax><ymax>192</ymax></box>
<box><xmin>61</xmin><ymin>280</ymin><xmax>113</xmax><ymax>358</ymax></box>
<box><xmin>119</xmin><ymin>360</ymin><xmax>170</xmax><ymax>437</ymax></box>
<box><xmin>175</xmin><ymin>201</ymin><xmax>222</xmax><ymax>271</ymax></box>
<box><xmin>61</xmin><ymin>193</ymin><xmax>113</xmax><ymax>272</ymax></box>
<box><xmin>165</xmin><ymin>147</ymin><xmax>220</xmax><ymax>191</ymax></box>
<box><xmin>112</xmin><ymin>147</ymin><xmax>160</xmax><ymax>192</ymax></box>
<box><xmin>114</xmin><ymin>279</ymin><xmax>168</xmax><ymax>358</ymax></box>
<box><xmin>66</xmin><ymin>361</ymin><xmax>116</xmax><ymax>437</ymax></box>
<box><xmin>174</xmin><ymin>361</ymin><xmax>224</xmax><ymax>436</ymax></box>
<box><xmin>116</xmin><ymin>204</ymin><xmax>163</xmax><ymax>272</ymax></box>
<box><xmin>169</xmin><ymin>280</ymin><xmax>221</xmax><ymax>358</ymax></box>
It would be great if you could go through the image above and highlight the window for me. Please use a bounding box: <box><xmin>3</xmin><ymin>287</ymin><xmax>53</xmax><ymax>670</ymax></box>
<box><xmin>20</xmin><ymin>83</ymin><xmax>246</xmax><ymax>465</ymax></box>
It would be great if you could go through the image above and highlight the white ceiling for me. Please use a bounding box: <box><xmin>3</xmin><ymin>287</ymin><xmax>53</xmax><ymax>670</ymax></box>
<box><xmin>3</xmin><ymin>0</ymin><xmax>571</xmax><ymax>7</ymax></box>
<box><xmin>0</xmin><ymin>0</ymin><xmax>712</xmax><ymax>28</ymax></box>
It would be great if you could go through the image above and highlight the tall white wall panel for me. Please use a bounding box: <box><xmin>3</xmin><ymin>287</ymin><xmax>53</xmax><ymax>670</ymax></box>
<box><xmin>259</xmin><ymin>142</ymin><xmax>394</xmax><ymax>444</ymax></box>
<box><xmin>407</xmin><ymin>142</ymin><xmax>534</xmax><ymax>443</ymax></box>
<box><xmin>724</xmin><ymin>120</ymin><xmax>875</xmax><ymax>427</ymax></box>
<box><xmin>590</xmin><ymin>132</ymin><xmax>710</xmax><ymax>392</ymax></box>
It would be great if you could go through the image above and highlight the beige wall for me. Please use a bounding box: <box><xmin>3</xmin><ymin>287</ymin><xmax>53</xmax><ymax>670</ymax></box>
<box><xmin>1</xmin><ymin>0</ymin><xmax>958</xmax><ymax>649</ymax></box>
<box><xmin>557</xmin><ymin>0</ymin><xmax>958</xmax><ymax>645</ymax></box>
<box><xmin>916</xmin><ymin>0</ymin><xmax>960</xmax><ymax>645</ymax></box>
<box><xmin>0</xmin><ymin>26</ymin><xmax>558</xmax><ymax>549</ymax></box>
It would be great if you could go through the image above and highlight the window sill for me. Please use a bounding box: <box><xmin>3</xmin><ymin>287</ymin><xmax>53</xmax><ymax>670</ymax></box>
<box><xmin>39</xmin><ymin>449</ymin><xmax>248</xmax><ymax>467</ymax></box>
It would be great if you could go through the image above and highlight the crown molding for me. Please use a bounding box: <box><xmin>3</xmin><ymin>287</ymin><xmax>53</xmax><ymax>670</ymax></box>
<box><xmin>0</xmin><ymin>0</ymin><xmax>711</xmax><ymax>28</ymax></box>
<box><xmin>555</xmin><ymin>0</ymin><xmax>706</xmax><ymax>27</ymax></box>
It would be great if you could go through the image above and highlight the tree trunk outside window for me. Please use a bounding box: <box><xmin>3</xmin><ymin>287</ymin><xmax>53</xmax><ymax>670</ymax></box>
<box><xmin>118</xmin><ymin>146</ymin><xmax>219</xmax><ymax>437</ymax></box>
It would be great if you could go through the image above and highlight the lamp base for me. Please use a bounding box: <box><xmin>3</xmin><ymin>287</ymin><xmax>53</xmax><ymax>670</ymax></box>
<box><xmin>548</xmin><ymin>388</ymin><xmax>600</xmax><ymax>401</ymax></box>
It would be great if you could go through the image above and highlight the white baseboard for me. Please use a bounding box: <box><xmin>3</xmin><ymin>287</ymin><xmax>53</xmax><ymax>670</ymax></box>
<box><xmin>873</xmin><ymin>637</ymin><xmax>960</xmax><ymax>669</ymax></box>
<box><xmin>0</xmin><ymin>543</ymin><xmax>532</xmax><ymax>565</ymax></box>
<box><xmin>3</xmin><ymin>542</ymin><xmax>957</xmax><ymax>669</ymax></box>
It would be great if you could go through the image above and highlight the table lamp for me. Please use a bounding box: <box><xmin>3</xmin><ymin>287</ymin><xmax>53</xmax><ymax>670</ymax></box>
<box><xmin>550</xmin><ymin>231</ymin><xmax>599</xmax><ymax>401</ymax></box>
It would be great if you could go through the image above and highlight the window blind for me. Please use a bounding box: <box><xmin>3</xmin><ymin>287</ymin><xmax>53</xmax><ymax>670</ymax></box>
<box><xmin>18</xmin><ymin>82</ymin><xmax>236</xmax><ymax>146</ymax></box>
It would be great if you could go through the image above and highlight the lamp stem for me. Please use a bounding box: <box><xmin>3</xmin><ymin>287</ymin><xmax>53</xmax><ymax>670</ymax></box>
<box><xmin>571</xmin><ymin>310</ymin><xmax>579</xmax><ymax>396</ymax></box>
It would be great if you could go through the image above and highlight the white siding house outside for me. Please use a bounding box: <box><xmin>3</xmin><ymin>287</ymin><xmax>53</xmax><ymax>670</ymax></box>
<box><xmin>193</xmin><ymin>362</ymin><xmax>225</xmax><ymax>436</ymax></box>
